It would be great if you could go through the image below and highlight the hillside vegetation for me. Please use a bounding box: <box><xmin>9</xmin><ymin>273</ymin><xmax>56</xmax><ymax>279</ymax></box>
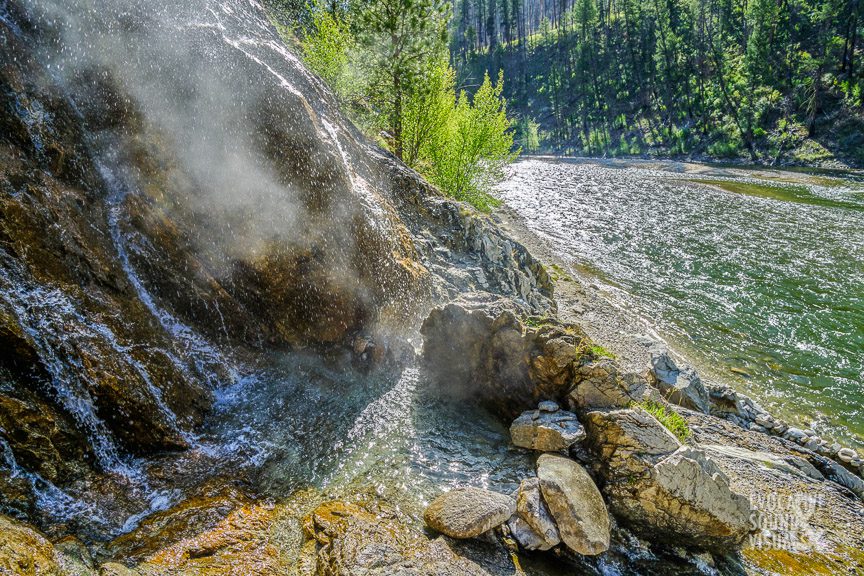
<box><xmin>453</xmin><ymin>0</ymin><xmax>864</xmax><ymax>165</ymax></box>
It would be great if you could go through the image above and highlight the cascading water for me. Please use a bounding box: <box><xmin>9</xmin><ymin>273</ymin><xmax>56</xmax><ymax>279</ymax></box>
<box><xmin>0</xmin><ymin>249</ymin><xmax>135</xmax><ymax>476</ymax></box>
<box><xmin>1</xmin><ymin>1</ymin><xmax>604</xmax><ymax>572</ymax></box>
<box><xmin>97</xmin><ymin>155</ymin><xmax>238</xmax><ymax>395</ymax></box>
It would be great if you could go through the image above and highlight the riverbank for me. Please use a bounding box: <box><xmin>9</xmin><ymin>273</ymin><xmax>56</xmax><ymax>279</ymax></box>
<box><xmin>493</xmin><ymin>157</ymin><xmax>864</xmax><ymax>447</ymax></box>
<box><xmin>489</xmin><ymin>202</ymin><xmax>864</xmax><ymax>575</ymax></box>
<box><xmin>521</xmin><ymin>148</ymin><xmax>864</xmax><ymax>172</ymax></box>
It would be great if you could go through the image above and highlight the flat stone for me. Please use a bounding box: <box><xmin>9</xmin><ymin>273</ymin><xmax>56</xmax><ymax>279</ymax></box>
<box><xmin>536</xmin><ymin>454</ymin><xmax>610</xmax><ymax>555</ymax></box>
<box><xmin>703</xmin><ymin>444</ymin><xmax>824</xmax><ymax>482</ymax></box>
<box><xmin>538</xmin><ymin>400</ymin><xmax>560</xmax><ymax>412</ymax></box>
<box><xmin>515</xmin><ymin>478</ymin><xmax>560</xmax><ymax>549</ymax></box>
<box><xmin>424</xmin><ymin>488</ymin><xmax>516</xmax><ymax>539</ymax></box>
<box><xmin>510</xmin><ymin>409</ymin><xmax>585</xmax><ymax>452</ymax></box>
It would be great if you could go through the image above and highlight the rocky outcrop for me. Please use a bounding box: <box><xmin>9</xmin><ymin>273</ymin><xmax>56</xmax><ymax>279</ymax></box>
<box><xmin>647</xmin><ymin>347</ymin><xmax>710</xmax><ymax>414</ymax></box>
<box><xmin>420</xmin><ymin>294</ymin><xmax>610</xmax><ymax>417</ymax></box>
<box><xmin>424</xmin><ymin>488</ymin><xmax>516</xmax><ymax>539</ymax></box>
<box><xmin>536</xmin><ymin>454</ymin><xmax>610</xmax><ymax>555</ymax></box>
<box><xmin>509</xmin><ymin>403</ymin><xmax>585</xmax><ymax>452</ymax></box>
<box><xmin>585</xmin><ymin>408</ymin><xmax>753</xmax><ymax>551</ymax></box>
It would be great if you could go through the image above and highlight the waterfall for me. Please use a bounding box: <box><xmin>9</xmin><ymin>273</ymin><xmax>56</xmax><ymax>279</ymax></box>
<box><xmin>97</xmin><ymin>156</ymin><xmax>238</xmax><ymax>393</ymax></box>
<box><xmin>0</xmin><ymin>437</ymin><xmax>102</xmax><ymax>525</ymax></box>
<box><xmin>0</xmin><ymin>250</ymin><xmax>137</xmax><ymax>476</ymax></box>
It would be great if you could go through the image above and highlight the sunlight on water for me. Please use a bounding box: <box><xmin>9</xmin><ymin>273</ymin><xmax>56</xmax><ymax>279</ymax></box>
<box><xmin>205</xmin><ymin>356</ymin><xmax>534</xmax><ymax>517</ymax></box>
<box><xmin>497</xmin><ymin>158</ymin><xmax>864</xmax><ymax>447</ymax></box>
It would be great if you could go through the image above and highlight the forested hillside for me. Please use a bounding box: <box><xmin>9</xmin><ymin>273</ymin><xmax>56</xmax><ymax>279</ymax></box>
<box><xmin>453</xmin><ymin>0</ymin><xmax>864</xmax><ymax>164</ymax></box>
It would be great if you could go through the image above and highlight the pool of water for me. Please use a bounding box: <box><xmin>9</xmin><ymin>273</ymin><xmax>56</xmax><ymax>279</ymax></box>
<box><xmin>496</xmin><ymin>158</ymin><xmax>864</xmax><ymax>447</ymax></box>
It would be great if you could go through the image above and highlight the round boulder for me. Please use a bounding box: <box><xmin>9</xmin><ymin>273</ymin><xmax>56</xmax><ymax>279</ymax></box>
<box><xmin>424</xmin><ymin>487</ymin><xmax>516</xmax><ymax>539</ymax></box>
<box><xmin>537</xmin><ymin>454</ymin><xmax>610</xmax><ymax>555</ymax></box>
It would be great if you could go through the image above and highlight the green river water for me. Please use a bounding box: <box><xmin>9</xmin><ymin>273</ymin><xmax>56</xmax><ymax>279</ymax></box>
<box><xmin>497</xmin><ymin>158</ymin><xmax>864</xmax><ymax>447</ymax></box>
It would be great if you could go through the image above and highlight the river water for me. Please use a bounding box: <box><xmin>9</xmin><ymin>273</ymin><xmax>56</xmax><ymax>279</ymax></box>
<box><xmin>496</xmin><ymin>158</ymin><xmax>864</xmax><ymax>447</ymax></box>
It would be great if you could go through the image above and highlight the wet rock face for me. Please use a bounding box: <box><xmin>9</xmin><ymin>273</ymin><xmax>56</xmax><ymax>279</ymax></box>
<box><xmin>0</xmin><ymin>0</ymin><xmax>552</xmax><ymax>527</ymax></box>
<box><xmin>1</xmin><ymin>5</ymin><xmax>216</xmax><ymax>505</ymax></box>
<box><xmin>420</xmin><ymin>293</ymin><xmax>590</xmax><ymax>417</ymax></box>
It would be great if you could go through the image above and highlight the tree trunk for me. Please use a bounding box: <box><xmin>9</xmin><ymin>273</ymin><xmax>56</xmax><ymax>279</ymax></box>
<box><xmin>393</xmin><ymin>73</ymin><xmax>403</xmax><ymax>159</ymax></box>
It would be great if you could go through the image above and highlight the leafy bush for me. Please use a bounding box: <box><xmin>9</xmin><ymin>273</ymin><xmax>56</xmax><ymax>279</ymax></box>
<box><xmin>300</xmin><ymin>6</ymin><xmax>353</xmax><ymax>95</ymax></box>
<box><xmin>408</xmin><ymin>68</ymin><xmax>518</xmax><ymax>211</ymax></box>
<box><xmin>296</xmin><ymin>5</ymin><xmax>518</xmax><ymax>212</ymax></box>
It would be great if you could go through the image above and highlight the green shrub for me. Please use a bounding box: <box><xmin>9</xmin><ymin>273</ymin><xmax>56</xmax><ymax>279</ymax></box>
<box><xmin>410</xmin><ymin>68</ymin><xmax>518</xmax><ymax>211</ymax></box>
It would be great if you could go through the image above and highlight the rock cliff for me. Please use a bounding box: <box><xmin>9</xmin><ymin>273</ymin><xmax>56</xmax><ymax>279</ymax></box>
<box><xmin>0</xmin><ymin>0</ymin><xmax>549</xmax><ymax>529</ymax></box>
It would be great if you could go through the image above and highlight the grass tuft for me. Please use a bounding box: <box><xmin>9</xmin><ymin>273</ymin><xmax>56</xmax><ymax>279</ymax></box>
<box><xmin>588</xmin><ymin>344</ymin><xmax>616</xmax><ymax>359</ymax></box>
<box><xmin>639</xmin><ymin>399</ymin><xmax>691</xmax><ymax>441</ymax></box>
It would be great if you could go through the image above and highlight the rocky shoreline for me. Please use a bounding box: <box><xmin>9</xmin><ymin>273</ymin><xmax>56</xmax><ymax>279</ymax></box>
<box><xmin>490</xmin><ymin>201</ymin><xmax>864</xmax><ymax>487</ymax></box>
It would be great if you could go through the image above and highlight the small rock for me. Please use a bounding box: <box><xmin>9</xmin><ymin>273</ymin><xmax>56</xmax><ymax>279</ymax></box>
<box><xmin>507</xmin><ymin>514</ymin><xmax>553</xmax><ymax>551</ymax></box>
<box><xmin>510</xmin><ymin>409</ymin><xmax>586</xmax><ymax>452</ymax></box>
<box><xmin>424</xmin><ymin>488</ymin><xmax>516</xmax><ymax>539</ymax></box>
<box><xmin>805</xmin><ymin>439</ymin><xmax>822</xmax><ymax>451</ymax></box>
<box><xmin>851</xmin><ymin>458</ymin><xmax>862</xmax><ymax>468</ymax></box>
<box><xmin>537</xmin><ymin>454</ymin><xmax>610</xmax><ymax>555</ymax></box>
<box><xmin>515</xmin><ymin>478</ymin><xmax>560</xmax><ymax>549</ymax></box>
<box><xmin>838</xmin><ymin>448</ymin><xmax>857</xmax><ymax>463</ymax></box>
<box><xmin>754</xmin><ymin>414</ymin><xmax>773</xmax><ymax>427</ymax></box>
<box><xmin>648</xmin><ymin>348</ymin><xmax>710</xmax><ymax>413</ymax></box>
<box><xmin>749</xmin><ymin>423</ymin><xmax>767</xmax><ymax>433</ymax></box>
<box><xmin>538</xmin><ymin>400</ymin><xmax>560</xmax><ymax>412</ymax></box>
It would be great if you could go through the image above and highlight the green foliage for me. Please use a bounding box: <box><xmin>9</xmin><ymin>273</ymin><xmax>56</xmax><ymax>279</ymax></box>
<box><xmin>356</xmin><ymin>0</ymin><xmax>450</xmax><ymax>158</ymax></box>
<box><xmin>278</xmin><ymin>0</ymin><xmax>520</xmax><ymax>211</ymax></box>
<box><xmin>450</xmin><ymin>0</ymin><xmax>864</xmax><ymax>163</ymax></box>
<box><xmin>588</xmin><ymin>344</ymin><xmax>616</xmax><ymax>359</ymax></box>
<box><xmin>300</xmin><ymin>5</ymin><xmax>353</xmax><ymax>94</ymax></box>
<box><xmin>516</xmin><ymin>116</ymin><xmax>541</xmax><ymax>152</ymax></box>
<box><xmin>411</xmin><ymin>69</ymin><xmax>517</xmax><ymax>210</ymax></box>
<box><xmin>639</xmin><ymin>399</ymin><xmax>692</xmax><ymax>441</ymax></box>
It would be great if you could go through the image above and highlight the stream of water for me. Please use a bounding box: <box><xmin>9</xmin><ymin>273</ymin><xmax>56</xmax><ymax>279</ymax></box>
<box><xmin>496</xmin><ymin>157</ymin><xmax>864</xmax><ymax>447</ymax></box>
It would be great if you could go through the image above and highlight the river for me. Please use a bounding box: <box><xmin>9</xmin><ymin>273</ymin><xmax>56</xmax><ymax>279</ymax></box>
<box><xmin>496</xmin><ymin>157</ymin><xmax>864</xmax><ymax>447</ymax></box>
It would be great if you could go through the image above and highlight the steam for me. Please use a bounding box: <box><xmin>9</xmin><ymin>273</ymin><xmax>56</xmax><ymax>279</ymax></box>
<box><xmin>25</xmin><ymin>0</ymin><xmax>362</xmax><ymax>264</ymax></box>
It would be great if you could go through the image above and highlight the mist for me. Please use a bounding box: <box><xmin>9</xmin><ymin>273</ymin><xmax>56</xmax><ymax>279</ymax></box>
<box><xmin>20</xmin><ymin>0</ymin><xmax>427</xmax><ymax>344</ymax></box>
